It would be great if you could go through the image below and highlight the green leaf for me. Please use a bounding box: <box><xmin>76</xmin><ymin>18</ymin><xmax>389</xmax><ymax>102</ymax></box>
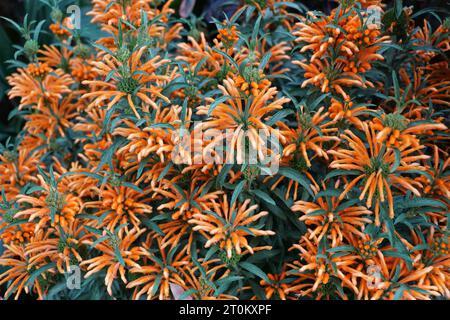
<box><xmin>398</xmin><ymin>198</ymin><xmax>447</xmax><ymax>210</ymax></box>
<box><xmin>251</xmin><ymin>189</ymin><xmax>276</xmax><ymax>206</ymax></box>
<box><xmin>207</xmin><ymin>95</ymin><xmax>232</xmax><ymax>116</ymax></box>
<box><xmin>25</xmin><ymin>262</ymin><xmax>57</xmax><ymax>287</ymax></box>
<box><xmin>278</xmin><ymin>167</ymin><xmax>313</xmax><ymax>196</ymax></box>
<box><xmin>178</xmin><ymin>288</ymin><xmax>197</xmax><ymax>300</ymax></box>
<box><xmin>251</xmin><ymin>15</ymin><xmax>262</xmax><ymax>45</ymax></box>
<box><xmin>239</xmin><ymin>262</ymin><xmax>270</xmax><ymax>283</ymax></box>
<box><xmin>157</xmin><ymin>162</ymin><xmax>173</xmax><ymax>182</ymax></box>
<box><xmin>266</xmin><ymin>109</ymin><xmax>294</xmax><ymax>126</ymax></box>
<box><xmin>383</xmin><ymin>250</ymin><xmax>413</xmax><ymax>269</ymax></box>
<box><xmin>216</xmin><ymin>275</ymin><xmax>243</xmax><ymax>286</ymax></box>
<box><xmin>392</xmin><ymin>70</ymin><xmax>400</xmax><ymax>100</ymax></box>
<box><xmin>142</xmin><ymin>219</ymin><xmax>165</xmax><ymax>236</ymax></box>
<box><xmin>325</xmin><ymin>170</ymin><xmax>361</xmax><ymax>181</ymax></box>
<box><xmin>259</xmin><ymin>51</ymin><xmax>272</xmax><ymax>70</ymax></box>
<box><xmin>216</xmin><ymin>164</ymin><xmax>233</xmax><ymax>188</ymax></box>
<box><xmin>391</xmin><ymin>148</ymin><xmax>401</xmax><ymax>173</ymax></box>
<box><xmin>114</xmin><ymin>245</ymin><xmax>126</xmax><ymax>266</ymax></box>
<box><xmin>231</xmin><ymin>180</ymin><xmax>246</xmax><ymax>207</ymax></box>
<box><xmin>305</xmin><ymin>209</ymin><xmax>327</xmax><ymax>217</ymax></box>
<box><xmin>393</xmin><ymin>285</ymin><xmax>407</xmax><ymax>300</ymax></box>
<box><xmin>211</xmin><ymin>48</ymin><xmax>238</xmax><ymax>70</ymax></box>
<box><xmin>328</xmin><ymin>245</ymin><xmax>355</xmax><ymax>253</ymax></box>
<box><xmin>122</xmin><ymin>182</ymin><xmax>143</xmax><ymax>193</ymax></box>
<box><xmin>315</xmin><ymin>189</ymin><xmax>342</xmax><ymax>199</ymax></box>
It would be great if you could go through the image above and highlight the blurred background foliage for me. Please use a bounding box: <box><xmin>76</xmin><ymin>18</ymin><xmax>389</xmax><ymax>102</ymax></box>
<box><xmin>0</xmin><ymin>0</ymin><xmax>447</xmax><ymax>142</ymax></box>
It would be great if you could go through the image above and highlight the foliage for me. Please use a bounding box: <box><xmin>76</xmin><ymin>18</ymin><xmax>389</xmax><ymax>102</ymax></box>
<box><xmin>0</xmin><ymin>0</ymin><xmax>449</xmax><ymax>300</ymax></box>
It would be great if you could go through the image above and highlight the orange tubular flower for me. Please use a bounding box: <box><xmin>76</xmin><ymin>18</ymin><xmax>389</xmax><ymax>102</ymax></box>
<box><xmin>0</xmin><ymin>243</ymin><xmax>54</xmax><ymax>299</ymax></box>
<box><xmin>279</xmin><ymin>107</ymin><xmax>340</xmax><ymax>168</ymax></box>
<box><xmin>234</xmin><ymin>39</ymin><xmax>291</xmax><ymax>76</ymax></box>
<box><xmin>397</xmin><ymin>229</ymin><xmax>450</xmax><ymax>299</ymax></box>
<box><xmin>7</xmin><ymin>65</ymin><xmax>73</xmax><ymax>110</ymax></box>
<box><xmin>0</xmin><ymin>148</ymin><xmax>40</xmax><ymax>197</ymax></box>
<box><xmin>329</xmin><ymin>98</ymin><xmax>368</xmax><ymax>129</ymax></box>
<box><xmin>177</xmin><ymin>32</ymin><xmax>228</xmax><ymax>78</ymax></box>
<box><xmin>198</xmin><ymin>78</ymin><xmax>289</xmax><ymax>164</ymax></box>
<box><xmin>155</xmin><ymin>177</ymin><xmax>222</xmax><ymax>221</ymax></box>
<box><xmin>126</xmin><ymin>237</ymin><xmax>190</xmax><ymax>300</ymax></box>
<box><xmin>293</xmin><ymin>5</ymin><xmax>388</xmax><ymax>98</ymax></box>
<box><xmin>25</xmin><ymin>225</ymin><xmax>83</xmax><ymax>274</ymax></box>
<box><xmin>1</xmin><ymin>0</ymin><xmax>449</xmax><ymax>302</ymax></box>
<box><xmin>14</xmin><ymin>174</ymin><xmax>82</xmax><ymax>232</ymax></box>
<box><xmin>217</xmin><ymin>25</ymin><xmax>239</xmax><ymax>45</ymax></box>
<box><xmin>328</xmin><ymin>122</ymin><xmax>429</xmax><ymax>224</ymax></box>
<box><xmin>88</xmin><ymin>0</ymin><xmax>181</xmax><ymax>50</ymax></box>
<box><xmin>153</xmin><ymin>176</ymin><xmax>222</xmax><ymax>252</ymax></box>
<box><xmin>188</xmin><ymin>195</ymin><xmax>275</xmax><ymax>258</ymax></box>
<box><xmin>417</xmin><ymin>145</ymin><xmax>450</xmax><ymax>201</ymax></box>
<box><xmin>286</xmin><ymin>233</ymin><xmax>357</xmax><ymax>299</ymax></box>
<box><xmin>84</xmin><ymin>185</ymin><xmax>152</xmax><ymax>234</ymax></box>
<box><xmin>398</xmin><ymin>68</ymin><xmax>450</xmax><ymax>113</ymax></box>
<box><xmin>82</xmin><ymin>46</ymin><xmax>171</xmax><ymax>118</ymax></box>
<box><xmin>114</xmin><ymin>105</ymin><xmax>186</xmax><ymax>165</ymax></box>
<box><xmin>49</xmin><ymin>23</ymin><xmax>69</xmax><ymax>37</ymax></box>
<box><xmin>23</xmin><ymin>94</ymin><xmax>80</xmax><ymax>141</ymax></box>
<box><xmin>38</xmin><ymin>45</ymin><xmax>73</xmax><ymax>69</ymax></box>
<box><xmin>81</xmin><ymin>228</ymin><xmax>145</xmax><ymax>296</ymax></box>
<box><xmin>258</xmin><ymin>270</ymin><xmax>290</xmax><ymax>300</ymax></box>
<box><xmin>292</xmin><ymin>189</ymin><xmax>372</xmax><ymax>246</ymax></box>
<box><xmin>413</xmin><ymin>20</ymin><xmax>450</xmax><ymax>63</ymax></box>
<box><xmin>371</xmin><ymin>113</ymin><xmax>447</xmax><ymax>148</ymax></box>
<box><xmin>178</xmin><ymin>259</ymin><xmax>237</xmax><ymax>300</ymax></box>
<box><xmin>294</xmin><ymin>58</ymin><xmax>373</xmax><ymax>99</ymax></box>
<box><xmin>0</xmin><ymin>222</ymin><xmax>35</xmax><ymax>246</ymax></box>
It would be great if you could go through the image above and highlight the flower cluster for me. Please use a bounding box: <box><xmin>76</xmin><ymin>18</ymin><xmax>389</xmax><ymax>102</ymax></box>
<box><xmin>0</xmin><ymin>0</ymin><xmax>448</xmax><ymax>300</ymax></box>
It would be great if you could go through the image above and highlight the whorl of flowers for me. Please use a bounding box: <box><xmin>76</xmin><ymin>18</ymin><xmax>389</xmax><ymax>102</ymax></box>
<box><xmin>0</xmin><ymin>0</ymin><xmax>449</xmax><ymax>301</ymax></box>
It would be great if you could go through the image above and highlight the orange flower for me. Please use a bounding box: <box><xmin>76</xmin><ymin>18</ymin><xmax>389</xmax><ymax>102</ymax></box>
<box><xmin>49</xmin><ymin>17</ymin><xmax>74</xmax><ymax>38</ymax></box>
<box><xmin>259</xmin><ymin>270</ymin><xmax>290</xmax><ymax>300</ymax></box>
<box><xmin>7</xmin><ymin>65</ymin><xmax>73</xmax><ymax>110</ymax></box>
<box><xmin>329</xmin><ymin>98</ymin><xmax>368</xmax><ymax>129</ymax></box>
<box><xmin>372</xmin><ymin>113</ymin><xmax>447</xmax><ymax>148</ymax></box>
<box><xmin>279</xmin><ymin>107</ymin><xmax>340</xmax><ymax>168</ymax></box>
<box><xmin>178</xmin><ymin>259</ymin><xmax>237</xmax><ymax>300</ymax></box>
<box><xmin>217</xmin><ymin>25</ymin><xmax>239</xmax><ymax>45</ymax></box>
<box><xmin>23</xmin><ymin>94</ymin><xmax>80</xmax><ymax>141</ymax></box>
<box><xmin>84</xmin><ymin>185</ymin><xmax>152</xmax><ymax>233</ymax></box>
<box><xmin>25</xmin><ymin>224</ymin><xmax>84</xmax><ymax>274</ymax></box>
<box><xmin>114</xmin><ymin>105</ymin><xmax>185</xmax><ymax>164</ymax></box>
<box><xmin>188</xmin><ymin>194</ymin><xmax>275</xmax><ymax>258</ymax></box>
<box><xmin>88</xmin><ymin>0</ymin><xmax>182</xmax><ymax>50</ymax></box>
<box><xmin>417</xmin><ymin>145</ymin><xmax>450</xmax><ymax>200</ymax></box>
<box><xmin>198</xmin><ymin>78</ymin><xmax>289</xmax><ymax>164</ymax></box>
<box><xmin>15</xmin><ymin>173</ymin><xmax>82</xmax><ymax>232</ymax></box>
<box><xmin>81</xmin><ymin>227</ymin><xmax>145</xmax><ymax>296</ymax></box>
<box><xmin>82</xmin><ymin>46</ymin><xmax>171</xmax><ymax>118</ymax></box>
<box><xmin>292</xmin><ymin>187</ymin><xmax>372</xmax><ymax>246</ymax></box>
<box><xmin>0</xmin><ymin>147</ymin><xmax>40</xmax><ymax>196</ymax></box>
<box><xmin>286</xmin><ymin>233</ymin><xmax>356</xmax><ymax>299</ymax></box>
<box><xmin>329</xmin><ymin>122</ymin><xmax>429</xmax><ymax>224</ymax></box>
<box><xmin>293</xmin><ymin>6</ymin><xmax>387</xmax><ymax>98</ymax></box>
<box><xmin>126</xmin><ymin>237</ymin><xmax>189</xmax><ymax>300</ymax></box>
<box><xmin>0</xmin><ymin>243</ymin><xmax>54</xmax><ymax>299</ymax></box>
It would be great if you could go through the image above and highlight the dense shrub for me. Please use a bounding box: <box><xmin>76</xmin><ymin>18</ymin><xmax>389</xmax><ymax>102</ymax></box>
<box><xmin>0</xmin><ymin>0</ymin><xmax>449</xmax><ymax>300</ymax></box>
